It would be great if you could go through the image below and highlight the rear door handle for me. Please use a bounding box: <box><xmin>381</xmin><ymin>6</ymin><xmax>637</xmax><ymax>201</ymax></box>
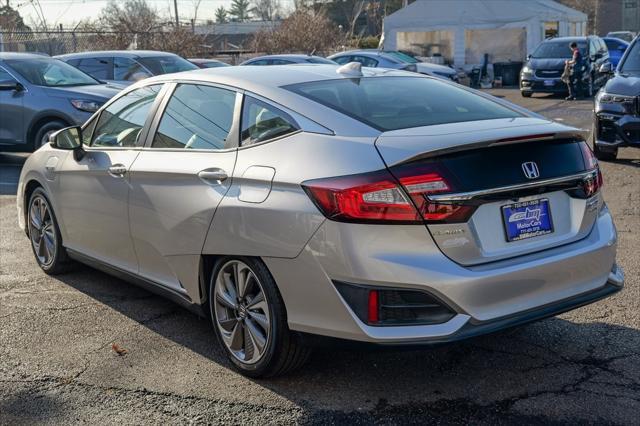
<box><xmin>198</xmin><ymin>169</ymin><xmax>228</xmax><ymax>184</ymax></box>
<box><xmin>108</xmin><ymin>164</ymin><xmax>127</xmax><ymax>178</ymax></box>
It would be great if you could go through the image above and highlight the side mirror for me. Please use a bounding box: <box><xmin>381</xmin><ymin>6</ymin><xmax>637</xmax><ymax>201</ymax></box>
<box><xmin>599</xmin><ymin>62</ymin><xmax>613</xmax><ymax>74</ymax></box>
<box><xmin>50</xmin><ymin>126</ymin><xmax>86</xmax><ymax>160</ymax></box>
<box><xmin>0</xmin><ymin>79</ymin><xmax>22</xmax><ymax>91</ymax></box>
<box><xmin>526</xmin><ymin>54</ymin><xmax>532</xmax><ymax>60</ymax></box>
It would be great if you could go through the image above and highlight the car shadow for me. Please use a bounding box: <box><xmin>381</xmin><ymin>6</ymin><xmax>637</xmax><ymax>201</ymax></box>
<box><xmin>611</xmin><ymin>157</ymin><xmax>640</xmax><ymax>169</ymax></box>
<box><xmin>44</xmin><ymin>263</ymin><xmax>638</xmax><ymax>422</ymax></box>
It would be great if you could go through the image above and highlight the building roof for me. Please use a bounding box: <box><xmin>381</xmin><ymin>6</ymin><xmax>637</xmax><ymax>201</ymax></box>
<box><xmin>195</xmin><ymin>21</ymin><xmax>280</xmax><ymax>36</ymax></box>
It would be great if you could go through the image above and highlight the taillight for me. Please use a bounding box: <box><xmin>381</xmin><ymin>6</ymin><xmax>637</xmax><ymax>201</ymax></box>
<box><xmin>302</xmin><ymin>169</ymin><xmax>421</xmax><ymax>223</ymax></box>
<box><xmin>391</xmin><ymin>162</ymin><xmax>476</xmax><ymax>224</ymax></box>
<box><xmin>302</xmin><ymin>164</ymin><xmax>475</xmax><ymax>224</ymax></box>
<box><xmin>579</xmin><ymin>141</ymin><xmax>604</xmax><ymax>197</ymax></box>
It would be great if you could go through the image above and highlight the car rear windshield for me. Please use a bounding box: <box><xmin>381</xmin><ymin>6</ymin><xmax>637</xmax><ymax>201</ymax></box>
<box><xmin>306</xmin><ymin>57</ymin><xmax>336</xmax><ymax>64</ymax></box>
<box><xmin>285</xmin><ymin>77</ymin><xmax>521</xmax><ymax>131</ymax></box>
<box><xmin>137</xmin><ymin>56</ymin><xmax>197</xmax><ymax>75</ymax></box>
<box><xmin>532</xmin><ymin>41</ymin><xmax>587</xmax><ymax>58</ymax></box>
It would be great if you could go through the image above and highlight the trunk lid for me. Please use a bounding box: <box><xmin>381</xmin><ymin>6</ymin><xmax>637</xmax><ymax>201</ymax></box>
<box><xmin>375</xmin><ymin>118</ymin><xmax>599</xmax><ymax>266</ymax></box>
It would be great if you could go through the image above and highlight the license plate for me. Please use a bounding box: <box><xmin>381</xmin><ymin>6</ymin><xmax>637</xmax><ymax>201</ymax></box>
<box><xmin>543</xmin><ymin>80</ymin><xmax>555</xmax><ymax>86</ymax></box>
<box><xmin>501</xmin><ymin>199</ymin><xmax>553</xmax><ymax>242</ymax></box>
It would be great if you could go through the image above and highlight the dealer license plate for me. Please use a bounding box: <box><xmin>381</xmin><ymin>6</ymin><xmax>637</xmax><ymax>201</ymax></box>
<box><xmin>501</xmin><ymin>199</ymin><xmax>553</xmax><ymax>242</ymax></box>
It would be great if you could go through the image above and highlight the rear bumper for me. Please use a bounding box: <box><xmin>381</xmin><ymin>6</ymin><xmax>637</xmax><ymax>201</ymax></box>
<box><xmin>264</xmin><ymin>205</ymin><xmax>621</xmax><ymax>344</ymax></box>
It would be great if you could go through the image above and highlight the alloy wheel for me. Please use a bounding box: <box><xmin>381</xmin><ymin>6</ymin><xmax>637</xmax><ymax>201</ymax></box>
<box><xmin>213</xmin><ymin>260</ymin><xmax>271</xmax><ymax>364</ymax></box>
<box><xmin>28</xmin><ymin>195</ymin><xmax>56</xmax><ymax>267</ymax></box>
<box><xmin>38</xmin><ymin>130</ymin><xmax>57</xmax><ymax>149</ymax></box>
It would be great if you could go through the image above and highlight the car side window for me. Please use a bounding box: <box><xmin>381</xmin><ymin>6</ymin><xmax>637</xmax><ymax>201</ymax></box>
<box><xmin>82</xmin><ymin>116</ymin><xmax>97</xmax><ymax>146</ymax></box>
<box><xmin>240</xmin><ymin>96</ymin><xmax>299</xmax><ymax>146</ymax></box>
<box><xmin>352</xmin><ymin>55</ymin><xmax>378</xmax><ymax>67</ymax></box>
<box><xmin>151</xmin><ymin>84</ymin><xmax>236</xmax><ymax>150</ymax></box>
<box><xmin>77</xmin><ymin>58</ymin><xmax>110</xmax><ymax>80</ymax></box>
<box><xmin>271</xmin><ymin>59</ymin><xmax>294</xmax><ymax>65</ymax></box>
<box><xmin>0</xmin><ymin>66</ymin><xmax>13</xmax><ymax>81</ymax></box>
<box><xmin>332</xmin><ymin>56</ymin><xmax>351</xmax><ymax>65</ymax></box>
<box><xmin>248</xmin><ymin>59</ymin><xmax>269</xmax><ymax>66</ymax></box>
<box><xmin>114</xmin><ymin>57</ymin><xmax>151</xmax><ymax>81</ymax></box>
<box><xmin>91</xmin><ymin>84</ymin><xmax>162</xmax><ymax>148</ymax></box>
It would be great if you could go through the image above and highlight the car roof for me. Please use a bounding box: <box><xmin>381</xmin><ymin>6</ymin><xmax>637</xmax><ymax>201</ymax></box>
<box><xmin>0</xmin><ymin>52</ymin><xmax>53</xmax><ymax>61</ymax></box>
<box><xmin>331</xmin><ymin>50</ymin><xmax>389</xmax><ymax>57</ymax></box>
<box><xmin>603</xmin><ymin>37</ymin><xmax>629</xmax><ymax>44</ymax></box>
<box><xmin>55</xmin><ymin>50</ymin><xmax>178</xmax><ymax>60</ymax></box>
<box><xmin>542</xmin><ymin>36</ymin><xmax>594</xmax><ymax>43</ymax></box>
<box><xmin>247</xmin><ymin>54</ymin><xmax>327</xmax><ymax>61</ymax></box>
<box><xmin>189</xmin><ymin>58</ymin><xmax>226</xmax><ymax>62</ymax></box>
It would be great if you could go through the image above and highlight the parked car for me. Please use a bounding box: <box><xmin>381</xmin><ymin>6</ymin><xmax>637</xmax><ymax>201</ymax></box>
<box><xmin>328</xmin><ymin>49</ymin><xmax>459</xmax><ymax>81</ymax></box>
<box><xmin>188</xmin><ymin>58</ymin><xmax>231</xmax><ymax>69</ymax></box>
<box><xmin>602</xmin><ymin>37</ymin><xmax>629</xmax><ymax>68</ymax></box>
<box><xmin>56</xmin><ymin>50</ymin><xmax>198</xmax><ymax>86</ymax></box>
<box><xmin>17</xmin><ymin>63</ymin><xmax>623</xmax><ymax>377</ymax></box>
<box><xmin>592</xmin><ymin>35</ymin><xmax>640</xmax><ymax>160</ymax></box>
<box><xmin>0</xmin><ymin>52</ymin><xmax>121</xmax><ymax>152</ymax></box>
<box><xmin>240</xmin><ymin>54</ymin><xmax>337</xmax><ymax>65</ymax></box>
<box><xmin>606</xmin><ymin>31</ymin><xmax>636</xmax><ymax>43</ymax></box>
<box><xmin>520</xmin><ymin>36</ymin><xmax>611</xmax><ymax>97</ymax></box>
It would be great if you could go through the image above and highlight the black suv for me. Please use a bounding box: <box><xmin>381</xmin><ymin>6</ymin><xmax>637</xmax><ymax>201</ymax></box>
<box><xmin>592</xmin><ymin>36</ymin><xmax>640</xmax><ymax>161</ymax></box>
<box><xmin>520</xmin><ymin>36</ymin><xmax>611</xmax><ymax>97</ymax></box>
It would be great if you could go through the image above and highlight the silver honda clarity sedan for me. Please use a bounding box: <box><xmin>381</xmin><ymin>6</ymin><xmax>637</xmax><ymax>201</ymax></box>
<box><xmin>17</xmin><ymin>63</ymin><xmax>624</xmax><ymax>377</ymax></box>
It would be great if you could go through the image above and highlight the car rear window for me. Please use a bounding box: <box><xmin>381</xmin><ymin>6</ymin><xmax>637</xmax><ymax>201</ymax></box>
<box><xmin>137</xmin><ymin>56</ymin><xmax>197</xmax><ymax>75</ymax></box>
<box><xmin>285</xmin><ymin>76</ymin><xmax>521</xmax><ymax>131</ymax></box>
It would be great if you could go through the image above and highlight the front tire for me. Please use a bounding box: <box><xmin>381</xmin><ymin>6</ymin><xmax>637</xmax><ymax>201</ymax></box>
<box><xmin>209</xmin><ymin>257</ymin><xmax>310</xmax><ymax>378</ymax></box>
<box><xmin>33</xmin><ymin>120</ymin><xmax>66</xmax><ymax>151</ymax></box>
<box><xmin>27</xmin><ymin>188</ymin><xmax>72</xmax><ymax>274</ymax></box>
<box><xmin>521</xmin><ymin>91</ymin><xmax>533</xmax><ymax>97</ymax></box>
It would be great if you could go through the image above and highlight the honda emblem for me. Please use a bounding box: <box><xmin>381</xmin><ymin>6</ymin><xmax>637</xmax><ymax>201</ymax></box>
<box><xmin>522</xmin><ymin>162</ymin><xmax>540</xmax><ymax>179</ymax></box>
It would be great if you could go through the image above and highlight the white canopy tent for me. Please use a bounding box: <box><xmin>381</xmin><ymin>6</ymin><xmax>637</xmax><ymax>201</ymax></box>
<box><xmin>382</xmin><ymin>0</ymin><xmax>588</xmax><ymax>68</ymax></box>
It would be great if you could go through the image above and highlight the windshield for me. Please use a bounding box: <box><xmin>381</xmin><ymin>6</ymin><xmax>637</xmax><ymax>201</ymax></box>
<box><xmin>387</xmin><ymin>51</ymin><xmax>419</xmax><ymax>63</ymax></box>
<box><xmin>532</xmin><ymin>41</ymin><xmax>587</xmax><ymax>58</ymax></box>
<box><xmin>6</xmin><ymin>58</ymin><xmax>99</xmax><ymax>87</ymax></box>
<box><xmin>137</xmin><ymin>56</ymin><xmax>197</xmax><ymax>75</ymax></box>
<box><xmin>620</xmin><ymin>40</ymin><xmax>640</xmax><ymax>72</ymax></box>
<box><xmin>286</xmin><ymin>77</ymin><xmax>521</xmax><ymax>131</ymax></box>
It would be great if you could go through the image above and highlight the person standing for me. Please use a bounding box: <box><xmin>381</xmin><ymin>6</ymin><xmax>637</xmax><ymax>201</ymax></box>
<box><xmin>565</xmin><ymin>42</ymin><xmax>583</xmax><ymax>100</ymax></box>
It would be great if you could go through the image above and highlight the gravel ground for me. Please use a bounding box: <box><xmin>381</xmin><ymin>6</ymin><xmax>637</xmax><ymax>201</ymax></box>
<box><xmin>1</xmin><ymin>90</ymin><xmax>638</xmax><ymax>424</ymax></box>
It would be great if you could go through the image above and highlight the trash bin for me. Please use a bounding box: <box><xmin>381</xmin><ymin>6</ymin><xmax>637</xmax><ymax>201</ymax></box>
<box><xmin>493</xmin><ymin>62</ymin><xmax>523</xmax><ymax>86</ymax></box>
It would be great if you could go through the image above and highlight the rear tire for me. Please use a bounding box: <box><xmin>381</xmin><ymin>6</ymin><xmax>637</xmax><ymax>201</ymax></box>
<box><xmin>209</xmin><ymin>257</ymin><xmax>310</xmax><ymax>378</ymax></box>
<box><xmin>521</xmin><ymin>91</ymin><xmax>533</xmax><ymax>97</ymax></box>
<box><xmin>33</xmin><ymin>120</ymin><xmax>66</xmax><ymax>151</ymax></box>
<box><xmin>27</xmin><ymin>188</ymin><xmax>72</xmax><ymax>275</ymax></box>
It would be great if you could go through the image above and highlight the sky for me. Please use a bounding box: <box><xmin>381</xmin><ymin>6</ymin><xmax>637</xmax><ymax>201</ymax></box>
<box><xmin>8</xmin><ymin>0</ymin><xmax>268</xmax><ymax>28</ymax></box>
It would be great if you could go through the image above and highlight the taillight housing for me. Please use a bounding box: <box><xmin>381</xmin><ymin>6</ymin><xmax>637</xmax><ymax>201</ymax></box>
<box><xmin>579</xmin><ymin>141</ymin><xmax>604</xmax><ymax>197</ymax></box>
<box><xmin>302</xmin><ymin>163</ymin><xmax>476</xmax><ymax>224</ymax></box>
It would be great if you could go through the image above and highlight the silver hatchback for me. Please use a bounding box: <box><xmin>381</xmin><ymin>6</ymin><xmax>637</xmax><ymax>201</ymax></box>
<box><xmin>17</xmin><ymin>64</ymin><xmax>624</xmax><ymax>377</ymax></box>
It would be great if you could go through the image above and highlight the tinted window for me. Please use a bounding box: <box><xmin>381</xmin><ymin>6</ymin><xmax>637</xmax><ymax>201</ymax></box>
<box><xmin>241</xmin><ymin>96</ymin><xmax>299</xmax><ymax>145</ymax></box>
<box><xmin>152</xmin><ymin>84</ymin><xmax>236</xmax><ymax>150</ymax></box>
<box><xmin>114</xmin><ymin>57</ymin><xmax>151</xmax><ymax>81</ymax></box>
<box><xmin>332</xmin><ymin>56</ymin><xmax>351</xmax><ymax>65</ymax></box>
<box><xmin>306</xmin><ymin>57</ymin><xmax>336</xmax><ymax>64</ymax></box>
<box><xmin>0</xmin><ymin>66</ymin><xmax>13</xmax><ymax>81</ymax></box>
<box><xmin>387</xmin><ymin>51</ymin><xmax>418</xmax><ymax>63</ymax></box>
<box><xmin>605</xmin><ymin>40</ymin><xmax>620</xmax><ymax>50</ymax></box>
<box><xmin>286</xmin><ymin>77</ymin><xmax>521</xmax><ymax>131</ymax></box>
<box><xmin>620</xmin><ymin>40</ymin><xmax>640</xmax><ymax>72</ymax></box>
<box><xmin>532</xmin><ymin>41</ymin><xmax>587</xmax><ymax>58</ymax></box>
<box><xmin>82</xmin><ymin>116</ymin><xmax>97</xmax><ymax>146</ymax></box>
<box><xmin>77</xmin><ymin>58</ymin><xmax>110</xmax><ymax>80</ymax></box>
<box><xmin>247</xmin><ymin>59</ymin><xmax>269</xmax><ymax>65</ymax></box>
<box><xmin>271</xmin><ymin>59</ymin><xmax>294</xmax><ymax>65</ymax></box>
<box><xmin>137</xmin><ymin>56</ymin><xmax>197</xmax><ymax>74</ymax></box>
<box><xmin>201</xmin><ymin>61</ymin><xmax>229</xmax><ymax>68</ymax></box>
<box><xmin>352</xmin><ymin>55</ymin><xmax>378</xmax><ymax>67</ymax></box>
<box><xmin>92</xmin><ymin>85</ymin><xmax>162</xmax><ymax>147</ymax></box>
<box><xmin>6</xmin><ymin>58</ymin><xmax>98</xmax><ymax>87</ymax></box>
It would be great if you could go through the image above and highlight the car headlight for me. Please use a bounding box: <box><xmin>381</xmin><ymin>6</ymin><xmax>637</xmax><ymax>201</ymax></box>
<box><xmin>521</xmin><ymin>65</ymin><xmax>532</xmax><ymax>74</ymax></box>
<box><xmin>596</xmin><ymin>91</ymin><xmax>635</xmax><ymax>104</ymax></box>
<box><xmin>70</xmin><ymin>99</ymin><xmax>103</xmax><ymax>113</ymax></box>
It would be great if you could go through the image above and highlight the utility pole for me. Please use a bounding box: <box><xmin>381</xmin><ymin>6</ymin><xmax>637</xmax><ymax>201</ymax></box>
<box><xmin>174</xmin><ymin>0</ymin><xmax>179</xmax><ymax>28</ymax></box>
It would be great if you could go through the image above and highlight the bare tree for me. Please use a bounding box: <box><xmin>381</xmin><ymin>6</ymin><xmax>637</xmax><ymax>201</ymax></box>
<box><xmin>99</xmin><ymin>0</ymin><xmax>159</xmax><ymax>32</ymax></box>
<box><xmin>252</xmin><ymin>0</ymin><xmax>281</xmax><ymax>21</ymax></box>
<box><xmin>252</xmin><ymin>9</ymin><xmax>344</xmax><ymax>54</ymax></box>
<box><xmin>336</xmin><ymin>0</ymin><xmax>366</xmax><ymax>38</ymax></box>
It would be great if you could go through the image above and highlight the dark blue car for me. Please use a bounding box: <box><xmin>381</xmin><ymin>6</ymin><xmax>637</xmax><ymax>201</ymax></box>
<box><xmin>602</xmin><ymin>37</ymin><xmax>629</xmax><ymax>68</ymax></box>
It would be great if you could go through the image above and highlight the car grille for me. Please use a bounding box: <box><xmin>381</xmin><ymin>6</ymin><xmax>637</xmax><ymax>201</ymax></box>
<box><xmin>535</xmin><ymin>69</ymin><xmax>562</xmax><ymax>78</ymax></box>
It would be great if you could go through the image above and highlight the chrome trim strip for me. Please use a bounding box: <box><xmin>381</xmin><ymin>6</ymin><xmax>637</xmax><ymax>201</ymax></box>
<box><xmin>427</xmin><ymin>170</ymin><xmax>597</xmax><ymax>203</ymax></box>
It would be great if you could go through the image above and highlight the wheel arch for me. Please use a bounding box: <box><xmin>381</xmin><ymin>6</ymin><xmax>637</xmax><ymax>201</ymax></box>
<box><xmin>26</xmin><ymin>113</ymin><xmax>72</xmax><ymax>149</ymax></box>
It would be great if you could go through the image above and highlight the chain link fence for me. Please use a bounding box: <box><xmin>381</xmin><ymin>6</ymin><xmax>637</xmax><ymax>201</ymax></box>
<box><xmin>0</xmin><ymin>30</ymin><xmax>216</xmax><ymax>58</ymax></box>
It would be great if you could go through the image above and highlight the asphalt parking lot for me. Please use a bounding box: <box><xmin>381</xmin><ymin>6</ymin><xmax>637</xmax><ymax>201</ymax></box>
<box><xmin>1</xmin><ymin>89</ymin><xmax>638</xmax><ymax>425</ymax></box>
